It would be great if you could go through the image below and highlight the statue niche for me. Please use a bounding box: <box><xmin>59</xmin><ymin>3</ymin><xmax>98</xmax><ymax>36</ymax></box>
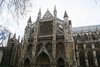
<box><xmin>46</xmin><ymin>43</ymin><xmax>52</xmax><ymax>54</ymax></box>
<box><xmin>27</xmin><ymin>44</ymin><xmax>32</xmax><ymax>56</ymax></box>
<box><xmin>36</xmin><ymin>44</ymin><xmax>43</xmax><ymax>54</ymax></box>
<box><xmin>56</xmin><ymin>43</ymin><xmax>65</xmax><ymax>54</ymax></box>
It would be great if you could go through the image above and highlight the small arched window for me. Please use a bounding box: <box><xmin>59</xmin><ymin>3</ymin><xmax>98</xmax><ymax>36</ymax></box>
<box><xmin>77</xmin><ymin>34</ymin><xmax>82</xmax><ymax>41</ymax></box>
<box><xmin>91</xmin><ymin>34</ymin><xmax>98</xmax><ymax>40</ymax></box>
<box><xmin>83</xmin><ymin>34</ymin><xmax>88</xmax><ymax>41</ymax></box>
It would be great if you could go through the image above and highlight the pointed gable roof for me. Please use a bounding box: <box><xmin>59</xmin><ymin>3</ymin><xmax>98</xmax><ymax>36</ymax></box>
<box><xmin>28</xmin><ymin>16</ymin><xmax>32</xmax><ymax>23</ymax></box>
<box><xmin>64</xmin><ymin>11</ymin><xmax>68</xmax><ymax>18</ymax></box>
<box><xmin>41</xmin><ymin>9</ymin><xmax>54</xmax><ymax>21</ymax></box>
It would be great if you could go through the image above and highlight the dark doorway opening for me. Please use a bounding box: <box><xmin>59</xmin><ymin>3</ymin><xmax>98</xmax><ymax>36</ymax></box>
<box><xmin>35</xmin><ymin>53</ymin><xmax>51</xmax><ymax>67</ymax></box>
<box><xmin>57</xmin><ymin>58</ymin><xmax>65</xmax><ymax>67</ymax></box>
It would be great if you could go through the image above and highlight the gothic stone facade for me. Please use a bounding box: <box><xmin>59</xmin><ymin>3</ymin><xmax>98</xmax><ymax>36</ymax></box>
<box><xmin>0</xmin><ymin>7</ymin><xmax>100</xmax><ymax>67</ymax></box>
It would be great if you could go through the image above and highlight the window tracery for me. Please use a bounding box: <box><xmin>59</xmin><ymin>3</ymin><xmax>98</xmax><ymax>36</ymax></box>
<box><xmin>56</xmin><ymin>43</ymin><xmax>65</xmax><ymax>54</ymax></box>
<box><xmin>46</xmin><ymin>43</ymin><xmax>52</xmax><ymax>53</ymax></box>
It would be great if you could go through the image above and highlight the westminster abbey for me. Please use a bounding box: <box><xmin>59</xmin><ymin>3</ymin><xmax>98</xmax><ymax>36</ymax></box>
<box><xmin>0</xmin><ymin>7</ymin><xmax>100</xmax><ymax>67</ymax></box>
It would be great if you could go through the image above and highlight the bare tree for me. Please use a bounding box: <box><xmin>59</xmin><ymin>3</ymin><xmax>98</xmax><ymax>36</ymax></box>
<box><xmin>0</xmin><ymin>25</ymin><xmax>11</xmax><ymax>46</ymax></box>
<box><xmin>0</xmin><ymin>0</ymin><xmax>32</xmax><ymax>18</ymax></box>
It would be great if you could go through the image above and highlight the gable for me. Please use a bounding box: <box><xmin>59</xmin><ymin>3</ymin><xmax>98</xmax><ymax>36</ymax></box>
<box><xmin>41</xmin><ymin>10</ymin><xmax>54</xmax><ymax>21</ymax></box>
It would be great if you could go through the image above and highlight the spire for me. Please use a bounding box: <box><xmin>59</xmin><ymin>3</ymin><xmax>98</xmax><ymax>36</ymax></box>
<box><xmin>64</xmin><ymin>11</ymin><xmax>68</xmax><ymax>18</ymax></box>
<box><xmin>13</xmin><ymin>33</ymin><xmax>16</xmax><ymax>39</ymax></box>
<box><xmin>18</xmin><ymin>36</ymin><xmax>20</xmax><ymax>42</ymax></box>
<box><xmin>53</xmin><ymin>5</ymin><xmax>57</xmax><ymax>17</ymax></box>
<box><xmin>36</xmin><ymin>8</ymin><xmax>41</xmax><ymax>21</ymax></box>
<box><xmin>38</xmin><ymin>8</ymin><xmax>41</xmax><ymax>19</ymax></box>
<box><xmin>8</xmin><ymin>33</ymin><xmax>11</xmax><ymax>39</ymax></box>
<box><xmin>28</xmin><ymin>16</ymin><xmax>32</xmax><ymax>23</ymax></box>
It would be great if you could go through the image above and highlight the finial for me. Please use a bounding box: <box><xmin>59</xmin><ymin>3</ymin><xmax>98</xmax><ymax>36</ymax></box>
<box><xmin>28</xmin><ymin>16</ymin><xmax>32</xmax><ymax>23</ymax></box>
<box><xmin>64</xmin><ymin>11</ymin><xmax>68</xmax><ymax>18</ymax></box>
<box><xmin>54</xmin><ymin>5</ymin><xmax>57</xmax><ymax>11</ymax></box>
<box><xmin>54</xmin><ymin>5</ymin><xmax>57</xmax><ymax>17</ymax></box>
<box><xmin>18</xmin><ymin>36</ymin><xmax>20</xmax><ymax>42</ymax></box>
<box><xmin>38</xmin><ymin>8</ymin><xmax>41</xmax><ymax>15</ymax></box>
<box><xmin>13</xmin><ymin>33</ymin><xmax>16</xmax><ymax>39</ymax></box>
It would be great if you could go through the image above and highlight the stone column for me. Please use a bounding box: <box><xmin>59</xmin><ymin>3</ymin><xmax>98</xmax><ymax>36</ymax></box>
<box><xmin>76</xmin><ymin>52</ymin><xmax>80</xmax><ymax>66</ymax></box>
<box><xmin>93</xmin><ymin>50</ymin><xmax>98</xmax><ymax>66</ymax></box>
<box><xmin>85</xmin><ymin>51</ymin><xmax>89</xmax><ymax>66</ymax></box>
<box><xmin>92</xmin><ymin>43</ymin><xmax>95</xmax><ymax>49</ymax></box>
<box><xmin>83</xmin><ymin>43</ymin><xmax>86</xmax><ymax>49</ymax></box>
<box><xmin>52</xmin><ymin>19</ymin><xmax>57</xmax><ymax>59</ymax></box>
<box><xmin>73</xmin><ymin>43</ymin><xmax>77</xmax><ymax>67</ymax></box>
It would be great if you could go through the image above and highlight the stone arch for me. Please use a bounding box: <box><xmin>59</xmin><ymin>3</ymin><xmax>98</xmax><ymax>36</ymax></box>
<box><xmin>57</xmin><ymin>58</ymin><xmax>65</xmax><ymax>67</ymax></box>
<box><xmin>27</xmin><ymin>44</ymin><xmax>32</xmax><ymax>56</ymax></box>
<box><xmin>83</xmin><ymin>34</ymin><xmax>88</xmax><ymax>41</ymax></box>
<box><xmin>91</xmin><ymin>34</ymin><xmax>96</xmax><ymax>40</ymax></box>
<box><xmin>87</xmin><ymin>51</ymin><xmax>94</xmax><ymax>66</ymax></box>
<box><xmin>56</xmin><ymin>43</ymin><xmax>65</xmax><ymax>55</ymax></box>
<box><xmin>77</xmin><ymin>34</ymin><xmax>82</xmax><ymax>41</ymax></box>
<box><xmin>35</xmin><ymin>52</ymin><xmax>51</xmax><ymax>67</ymax></box>
<box><xmin>79</xmin><ymin>51</ymin><xmax>86</xmax><ymax>66</ymax></box>
<box><xmin>24</xmin><ymin>58</ymin><xmax>31</xmax><ymax>67</ymax></box>
<box><xmin>96</xmin><ymin>51</ymin><xmax>100</xmax><ymax>65</ymax></box>
<box><xmin>36</xmin><ymin>43</ymin><xmax>43</xmax><ymax>55</ymax></box>
<box><xmin>45</xmin><ymin>43</ymin><xmax>52</xmax><ymax>54</ymax></box>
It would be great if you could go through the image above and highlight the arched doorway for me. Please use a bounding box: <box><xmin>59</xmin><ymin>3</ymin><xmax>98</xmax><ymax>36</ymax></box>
<box><xmin>24</xmin><ymin>58</ymin><xmax>31</xmax><ymax>67</ymax></box>
<box><xmin>57</xmin><ymin>58</ymin><xmax>65</xmax><ymax>67</ymax></box>
<box><xmin>35</xmin><ymin>52</ymin><xmax>51</xmax><ymax>67</ymax></box>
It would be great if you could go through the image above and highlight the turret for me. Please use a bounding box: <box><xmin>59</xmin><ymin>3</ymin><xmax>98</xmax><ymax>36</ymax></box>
<box><xmin>38</xmin><ymin>8</ymin><xmax>41</xmax><ymax>20</ymax></box>
<box><xmin>13</xmin><ymin>33</ymin><xmax>16</xmax><ymax>39</ymax></box>
<box><xmin>53</xmin><ymin>5</ymin><xmax>57</xmax><ymax>17</ymax></box>
<box><xmin>36</xmin><ymin>8</ymin><xmax>41</xmax><ymax>21</ymax></box>
<box><xmin>63</xmin><ymin>11</ymin><xmax>68</xmax><ymax>22</ymax></box>
<box><xmin>27</xmin><ymin>16</ymin><xmax>32</xmax><ymax>27</ymax></box>
<box><xmin>18</xmin><ymin>36</ymin><xmax>20</xmax><ymax>42</ymax></box>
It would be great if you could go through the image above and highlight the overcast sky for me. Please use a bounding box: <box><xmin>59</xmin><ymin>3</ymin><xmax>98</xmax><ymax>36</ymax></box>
<box><xmin>0</xmin><ymin>0</ymin><xmax>100</xmax><ymax>38</ymax></box>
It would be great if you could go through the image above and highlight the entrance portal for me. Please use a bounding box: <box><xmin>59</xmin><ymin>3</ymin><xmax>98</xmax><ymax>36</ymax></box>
<box><xmin>35</xmin><ymin>53</ymin><xmax>51</xmax><ymax>67</ymax></box>
<box><xmin>57</xmin><ymin>58</ymin><xmax>65</xmax><ymax>67</ymax></box>
<box><xmin>24</xmin><ymin>58</ymin><xmax>31</xmax><ymax>67</ymax></box>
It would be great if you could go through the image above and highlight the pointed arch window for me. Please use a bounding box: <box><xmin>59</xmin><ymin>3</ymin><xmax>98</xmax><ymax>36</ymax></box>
<box><xmin>77</xmin><ymin>34</ymin><xmax>82</xmax><ymax>41</ymax></box>
<box><xmin>83</xmin><ymin>34</ymin><xmax>88</xmax><ymax>41</ymax></box>
<box><xmin>36</xmin><ymin>44</ymin><xmax>43</xmax><ymax>54</ymax></box>
<box><xmin>27</xmin><ymin>44</ymin><xmax>32</xmax><ymax>56</ymax></box>
<box><xmin>91</xmin><ymin>34</ymin><xmax>98</xmax><ymax>40</ymax></box>
<box><xmin>56</xmin><ymin>43</ymin><xmax>65</xmax><ymax>54</ymax></box>
<box><xmin>79</xmin><ymin>51</ymin><xmax>86</xmax><ymax>66</ymax></box>
<box><xmin>87</xmin><ymin>51</ymin><xmax>94</xmax><ymax>66</ymax></box>
<box><xmin>46</xmin><ymin>43</ymin><xmax>52</xmax><ymax>53</ymax></box>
